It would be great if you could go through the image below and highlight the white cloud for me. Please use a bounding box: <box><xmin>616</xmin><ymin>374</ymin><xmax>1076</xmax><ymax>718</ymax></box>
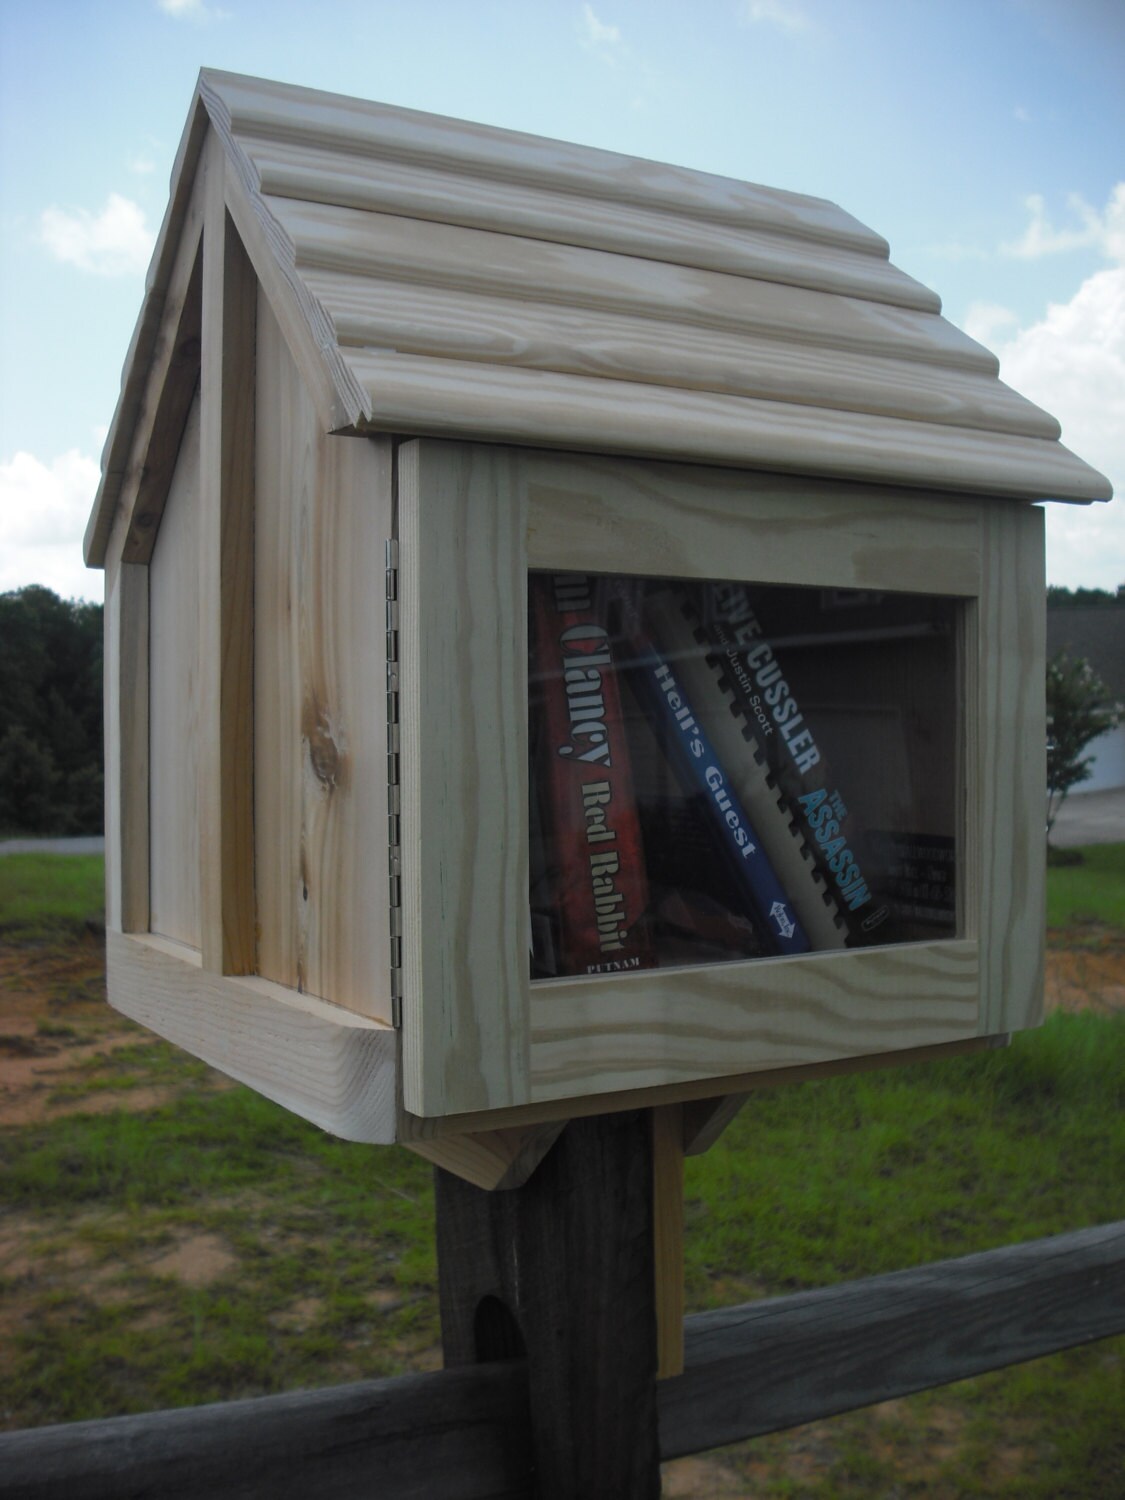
<box><xmin>1013</xmin><ymin>104</ymin><xmax>1031</xmax><ymax>124</ymax></box>
<box><xmin>1001</xmin><ymin>185</ymin><xmax>1125</xmax><ymax>261</ymax></box>
<box><xmin>962</xmin><ymin>301</ymin><xmax>1020</xmax><ymax>348</ymax></box>
<box><xmin>740</xmin><ymin>0</ymin><xmax>811</xmax><ymax>33</ymax></box>
<box><xmin>581</xmin><ymin>4</ymin><xmax>621</xmax><ymax>51</ymax></box>
<box><xmin>157</xmin><ymin>0</ymin><xmax>229</xmax><ymax>20</ymax></box>
<box><xmin>969</xmin><ymin>183</ymin><xmax>1125</xmax><ymax>586</ymax></box>
<box><xmin>39</xmin><ymin>193</ymin><xmax>155</xmax><ymax>277</ymax></box>
<box><xmin>999</xmin><ymin>266</ymin><xmax>1124</xmax><ymax>586</ymax></box>
<box><xmin>0</xmin><ymin>451</ymin><xmax>103</xmax><ymax>603</ymax></box>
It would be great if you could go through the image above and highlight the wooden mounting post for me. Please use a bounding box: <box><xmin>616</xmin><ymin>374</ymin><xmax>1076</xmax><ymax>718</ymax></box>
<box><xmin>435</xmin><ymin>1110</ymin><xmax>664</xmax><ymax>1499</ymax></box>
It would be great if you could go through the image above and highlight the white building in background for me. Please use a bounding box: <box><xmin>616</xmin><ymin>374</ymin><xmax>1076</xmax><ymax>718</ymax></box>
<box><xmin>1046</xmin><ymin>607</ymin><xmax>1125</xmax><ymax>793</ymax></box>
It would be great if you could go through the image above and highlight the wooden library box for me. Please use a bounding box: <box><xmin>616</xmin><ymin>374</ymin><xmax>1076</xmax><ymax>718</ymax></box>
<box><xmin>85</xmin><ymin>70</ymin><xmax>1111</xmax><ymax>1186</ymax></box>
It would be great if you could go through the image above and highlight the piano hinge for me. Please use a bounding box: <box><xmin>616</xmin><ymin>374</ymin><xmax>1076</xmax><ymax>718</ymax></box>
<box><xmin>386</xmin><ymin>538</ymin><xmax>403</xmax><ymax>1028</ymax></box>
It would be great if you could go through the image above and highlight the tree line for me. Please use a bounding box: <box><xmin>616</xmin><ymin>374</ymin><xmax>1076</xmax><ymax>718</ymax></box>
<box><xmin>0</xmin><ymin>586</ymin><xmax>103</xmax><ymax>837</ymax></box>
<box><xmin>0</xmin><ymin>581</ymin><xmax>1118</xmax><ymax>841</ymax></box>
<box><xmin>1046</xmin><ymin>584</ymin><xmax>1125</xmax><ymax>607</ymax></box>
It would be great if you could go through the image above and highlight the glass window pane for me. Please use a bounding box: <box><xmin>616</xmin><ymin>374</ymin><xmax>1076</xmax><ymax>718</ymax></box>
<box><xmin>529</xmin><ymin>571</ymin><xmax>960</xmax><ymax>981</ymax></box>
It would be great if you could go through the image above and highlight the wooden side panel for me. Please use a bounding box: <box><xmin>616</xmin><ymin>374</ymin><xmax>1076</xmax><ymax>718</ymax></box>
<box><xmin>102</xmin><ymin>524</ymin><xmax>149</xmax><ymax>935</ymax></box>
<box><xmin>199</xmin><ymin>164</ymin><xmax>257</xmax><ymax>976</ymax></box>
<box><xmin>149</xmin><ymin>393</ymin><xmax>202</xmax><ymax>950</ymax></box>
<box><xmin>399</xmin><ymin>441</ymin><xmax>531</xmax><ymax>1117</ymax></box>
<box><xmin>977</xmin><ymin>503</ymin><xmax>1046</xmax><ymax>1035</ymax></box>
<box><xmin>254</xmin><ymin>293</ymin><xmax>392</xmax><ymax>1019</ymax></box>
<box><xmin>107</xmin><ymin>931</ymin><xmax>397</xmax><ymax>1143</ymax></box>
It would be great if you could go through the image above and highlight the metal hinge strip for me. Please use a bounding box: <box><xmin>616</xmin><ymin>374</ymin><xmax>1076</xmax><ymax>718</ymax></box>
<box><xmin>385</xmin><ymin>539</ymin><xmax>403</xmax><ymax>1027</ymax></box>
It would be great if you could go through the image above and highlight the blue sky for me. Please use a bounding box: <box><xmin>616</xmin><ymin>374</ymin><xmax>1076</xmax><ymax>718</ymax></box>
<box><xmin>1</xmin><ymin>0</ymin><xmax>1122</xmax><ymax>600</ymax></box>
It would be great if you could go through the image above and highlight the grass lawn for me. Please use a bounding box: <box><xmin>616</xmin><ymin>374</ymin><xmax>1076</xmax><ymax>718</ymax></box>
<box><xmin>0</xmin><ymin>853</ymin><xmax>105</xmax><ymax>943</ymax></box>
<box><xmin>1</xmin><ymin>850</ymin><xmax>1123</xmax><ymax>1496</ymax></box>
<box><xmin>1046</xmin><ymin>840</ymin><xmax>1125</xmax><ymax>929</ymax></box>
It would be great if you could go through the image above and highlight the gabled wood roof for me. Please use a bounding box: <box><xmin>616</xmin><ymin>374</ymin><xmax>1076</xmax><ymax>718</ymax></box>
<box><xmin>86</xmin><ymin>68</ymin><xmax>1111</xmax><ymax>567</ymax></box>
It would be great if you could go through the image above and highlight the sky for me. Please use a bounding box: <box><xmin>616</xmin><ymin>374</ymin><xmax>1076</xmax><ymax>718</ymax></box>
<box><xmin>1</xmin><ymin>0</ymin><xmax>1122</xmax><ymax>603</ymax></box>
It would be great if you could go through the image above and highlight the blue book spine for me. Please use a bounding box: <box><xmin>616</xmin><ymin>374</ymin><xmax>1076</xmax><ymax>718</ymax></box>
<box><xmin>624</xmin><ymin>623</ymin><xmax>813</xmax><ymax>958</ymax></box>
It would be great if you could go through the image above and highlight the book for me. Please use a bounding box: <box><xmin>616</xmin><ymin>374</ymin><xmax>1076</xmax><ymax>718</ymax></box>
<box><xmin>527</xmin><ymin>572</ymin><xmax>655</xmax><ymax>978</ymax></box>
<box><xmin>610</xmin><ymin>580</ymin><xmax>813</xmax><ymax>959</ymax></box>
<box><xmin>643</xmin><ymin>587</ymin><xmax>847</xmax><ymax>951</ymax></box>
<box><xmin>690</xmin><ymin>580</ymin><xmax>890</xmax><ymax>943</ymax></box>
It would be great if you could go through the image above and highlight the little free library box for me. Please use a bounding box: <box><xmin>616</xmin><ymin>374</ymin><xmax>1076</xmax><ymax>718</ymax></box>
<box><xmin>86</xmin><ymin>70</ymin><xmax>1112</xmax><ymax>1188</ymax></box>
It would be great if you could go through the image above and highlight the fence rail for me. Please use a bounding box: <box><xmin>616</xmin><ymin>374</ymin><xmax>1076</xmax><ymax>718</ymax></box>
<box><xmin>3</xmin><ymin>1221</ymin><xmax>1123</xmax><ymax>1500</ymax></box>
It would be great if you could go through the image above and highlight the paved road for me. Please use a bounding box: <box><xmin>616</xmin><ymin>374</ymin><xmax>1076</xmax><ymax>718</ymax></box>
<box><xmin>0</xmin><ymin>836</ymin><xmax>106</xmax><ymax>857</ymax></box>
<box><xmin>1050</xmin><ymin>787</ymin><xmax>1125</xmax><ymax>849</ymax></box>
<box><xmin>0</xmin><ymin>792</ymin><xmax>1121</xmax><ymax>859</ymax></box>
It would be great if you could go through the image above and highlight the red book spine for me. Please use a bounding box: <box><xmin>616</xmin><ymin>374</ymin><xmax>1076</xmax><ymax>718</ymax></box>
<box><xmin>529</xmin><ymin>573</ymin><xmax>654</xmax><ymax>976</ymax></box>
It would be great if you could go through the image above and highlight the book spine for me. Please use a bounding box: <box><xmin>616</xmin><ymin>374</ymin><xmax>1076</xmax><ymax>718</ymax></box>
<box><xmin>528</xmin><ymin>573</ymin><xmax>655</xmax><ymax>977</ymax></box>
<box><xmin>645</xmin><ymin>588</ymin><xmax>846</xmax><ymax>951</ymax></box>
<box><xmin>697</xmin><ymin>582</ymin><xmax>889</xmax><ymax>941</ymax></box>
<box><xmin>612</xmin><ymin>583</ymin><xmax>811</xmax><ymax>958</ymax></box>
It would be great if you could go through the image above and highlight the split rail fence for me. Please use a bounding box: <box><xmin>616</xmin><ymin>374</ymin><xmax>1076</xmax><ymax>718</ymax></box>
<box><xmin>2</xmin><ymin>1219</ymin><xmax>1123</xmax><ymax>1499</ymax></box>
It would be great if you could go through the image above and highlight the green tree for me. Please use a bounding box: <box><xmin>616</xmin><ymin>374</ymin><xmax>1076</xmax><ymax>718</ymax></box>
<box><xmin>0</xmin><ymin>725</ymin><xmax>61</xmax><ymax>833</ymax></box>
<box><xmin>1046</xmin><ymin>651</ymin><xmax>1123</xmax><ymax>840</ymax></box>
<box><xmin>0</xmin><ymin>586</ymin><xmax>103</xmax><ymax>835</ymax></box>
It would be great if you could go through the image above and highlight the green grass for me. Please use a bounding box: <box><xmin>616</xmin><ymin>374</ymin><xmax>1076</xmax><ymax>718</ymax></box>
<box><xmin>1</xmin><ymin>1090</ymin><xmax>439</xmax><ymax>1423</ymax></box>
<box><xmin>1045</xmin><ymin>840</ymin><xmax>1125</xmax><ymax>930</ymax></box>
<box><xmin>0</xmin><ymin>853</ymin><xmax>105</xmax><ymax>942</ymax></box>
<box><xmin>2</xmin><ymin>844</ymin><xmax>1124</xmax><ymax>1494</ymax></box>
<box><xmin>683</xmin><ymin>1009</ymin><xmax>1125</xmax><ymax>1300</ymax></box>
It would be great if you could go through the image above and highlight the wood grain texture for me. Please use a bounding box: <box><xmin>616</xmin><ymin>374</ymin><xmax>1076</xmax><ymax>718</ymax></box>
<box><xmin>405</xmin><ymin>1121</ymin><xmax>566</xmax><ymax>1193</ymax></box>
<box><xmin>204</xmin><ymin>87</ymin><xmax>367</xmax><ymax>430</ymax></box>
<box><xmin>148</xmin><ymin>392</ymin><xmax>202</xmax><ymax>950</ymax></box>
<box><xmin>402</xmin><ymin>1035</ymin><xmax>1003</xmax><ymax>1141</ymax></box>
<box><xmin>107</xmin><ymin>931</ymin><xmax>398</xmax><ymax>1143</ymax></box>
<box><xmin>436</xmin><ymin>1112</ymin><xmax>661</xmax><ymax>1499</ymax></box>
<box><xmin>115</xmin><ymin>562</ymin><xmax>150</xmax><ymax>934</ymax></box>
<box><xmin>398</xmin><ymin>441</ymin><xmax>531</xmax><ymax>1117</ymax></box>
<box><xmin>529</xmin><ymin>941</ymin><xmax>979</xmax><ymax>1103</ymax></box>
<box><xmin>86</xmin><ymin>71</ymin><xmax>1111</xmax><ymax>575</ymax></box>
<box><xmin>120</xmin><ymin>225</ymin><xmax>204</xmax><ymax>567</ymax></box>
<box><xmin>251</xmin><ymin>138</ymin><xmax>929</xmax><ymax>307</ymax></box>
<box><xmin>253</xmin><ymin>295</ymin><xmax>393</xmax><ymax>1020</ymax></box>
<box><xmin>86</xmin><ymin>71</ymin><xmax>1110</xmax><ymax>572</ymax></box>
<box><xmin>392</xmin><ymin>445</ymin><xmax>1010</xmax><ymax>1116</ymax></box>
<box><xmin>85</xmin><ymin>91</ymin><xmax>210</xmax><ymax>568</ymax></box>
<box><xmin>277</xmin><ymin>202</ymin><xmax>978</xmax><ymax>372</ymax></box>
<box><xmin>523</xmin><ymin>452</ymin><xmax>984</xmax><ymax>594</ymax></box>
<box><xmin>199</xmin><ymin>145</ymin><xmax>257</xmax><ymax>975</ymax></box>
<box><xmin>977</xmin><ymin>503</ymin><xmax>1046</xmax><ymax>1036</ymax></box>
<box><xmin>5</xmin><ymin>1219</ymin><xmax>1120</xmax><ymax>1495</ymax></box>
<box><xmin>652</xmin><ymin>1106</ymin><xmax>685</xmax><ymax>1379</ymax></box>
<box><xmin>302</xmin><ymin>268</ymin><xmax>1054</xmax><ymax>439</ymax></box>
<box><xmin>659</xmin><ymin>1220</ymin><xmax>1125</xmax><ymax>1459</ymax></box>
<box><xmin>201</xmin><ymin>69</ymin><xmax>898</xmax><ymax>256</ymax></box>
<box><xmin>102</xmin><ymin>515</ymin><xmax>150</xmax><ymax>937</ymax></box>
<box><xmin>345</xmin><ymin>354</ymin><xmax>1107</xmax><ymax>503</ymax></box>
<box><xmin>0</xmin><ymin>1357</ymin><xmax>530</xmax><ymax>1500</ymax></box>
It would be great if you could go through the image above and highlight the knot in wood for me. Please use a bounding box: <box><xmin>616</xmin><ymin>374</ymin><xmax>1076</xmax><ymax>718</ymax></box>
<box><xmin>303</xmin><ymin>701</ymin><xmax>345</xmax><ymax>791</ymax></box>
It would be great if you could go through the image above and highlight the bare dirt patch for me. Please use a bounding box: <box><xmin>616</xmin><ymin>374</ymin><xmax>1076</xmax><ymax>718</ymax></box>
<box><xmin>0</xmin><ymin>934</ymin><xmax>232</xmax><ymax>1125</ymax></box>
<box><xmin>148</xmin><ymin>1232</ymin><xmax>239</xmax><ymax>1287</ymax></box>
<box><xmin>1045</xmin><ymin>924</ymin><xmax>1125</xmax><ymax>1015</ymax></box>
